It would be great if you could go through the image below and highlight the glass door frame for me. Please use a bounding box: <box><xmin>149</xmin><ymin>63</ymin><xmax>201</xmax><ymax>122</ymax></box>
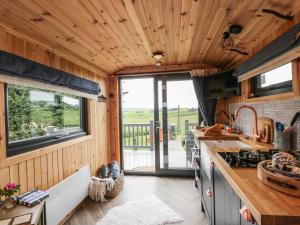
<box><xmin>119</xmin><ymin>73</ymin><xmax>198</xmax><ymax>176</ymax></box>
<box><xmin>154</xmin><ymin>73</ymin><xmax>196</xmax><ymax>176</ymax></box>
<box><xmin>118</xmin><ymin>75</ymin><xmax>156</xmax><ymax>175</ymax></box>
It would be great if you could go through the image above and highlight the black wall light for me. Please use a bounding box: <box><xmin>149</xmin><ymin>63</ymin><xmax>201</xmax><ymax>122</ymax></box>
<box><xmin>98</xmin><ymin>94</ymin><xmax>107</xmax><ymax>103</ymax></box>
<box><xmin>221</xmin><ymin>25</ymin><xmax>248</xmax><ymax>55</ymax></box>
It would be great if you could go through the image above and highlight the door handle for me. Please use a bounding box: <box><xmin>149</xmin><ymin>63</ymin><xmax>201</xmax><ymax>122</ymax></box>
<box><xmin>155</xmin><ymin>121</ymin><xmax>161</xmax><ymax>130</ymax></box>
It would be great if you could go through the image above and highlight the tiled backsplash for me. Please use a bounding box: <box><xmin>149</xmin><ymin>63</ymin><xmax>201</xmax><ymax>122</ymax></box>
<box><xmin>229</xmin><ymin>99</ymin><xmax>300</xmax><ymax>151</ymax></box>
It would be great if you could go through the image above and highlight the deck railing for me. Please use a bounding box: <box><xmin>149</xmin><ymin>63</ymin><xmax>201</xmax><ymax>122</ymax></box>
<box><xmin>185</xmin><ymin>120</ymin><xmax>198</xmax><ymax>132</ymax></box>
<box><xmin>122</xmin><ymin>120</ymin><xmax>154</xmax><ymax>150</ymax></box>
<box><xmin>122</xmin><ymin>120</ymin><xmax>198</xmax><ymax>150</ymax></box>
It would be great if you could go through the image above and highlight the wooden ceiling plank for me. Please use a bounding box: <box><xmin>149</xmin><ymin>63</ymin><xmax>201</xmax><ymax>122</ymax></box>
<box><xmin>66</xmin><ymin>0</ymin><xmax>131</xmax><ymax>66</ymax></box>
<box><xmin>36</xmin><ymin>0</ymin><xmax>125</xmax><ymax>67</ymax></box>
<box><xmin>177</xmin><ymin>0</ymin><xmax>192</xmax><ymax>63</ymax></box>
<box><xmin>161</xmin><ymin>0</ymin><xmax>174</xmax><ymax>64</ymax></box>
<box><xmin>205</xmin><ymin>0</ymin><xmax>269</xmax><ymax>67</ymax></box>
<box><xmin>131</xmin><ymin>0</ymin><xmax>159</xmax><ymax>53</ymax></box>
<box><xmin>139</xmin><ymin>0</ymin><xmax>163</xmax><ymax>53</ymax></box>
<box><xmin>182</xmin><ymin>0</ymin><xmax>201</xmax><ymax>63</ymax></box>
<box><xmin>188</xmin><ymin>0</ymin><xmax>215</xmax><ymax>63</ymax></box>
<box><xmin>0</xmin><ymin>21</ymin><xmax>108</xmax><ymax>76</ymax></box>
<box><xmin>115</xmin><ymin>62</ymin><xmax>217</xmax><ymax>76</ymax></box>
<box><xmin>17</xmin><ymin>1</ymin><xmax>121</xmax><ymax>70</ymax></box>
<box><xmin>18</xmin><ymin>0</ymin><xmax>121</xmax><ymax>68</ymax></box>
<box><xmin>78</xmin><ymin>1</ymin><xmax>140</xmax><ymax>65</ymax></box>
<box><xmin>80</xmin><ymin>0</ymin><xmax>139</xmax><ymax>66</ymax></box>
<box><xmin>172</xmin><ymin>0</ymin><xmax>182</xmax><ymax>63</ymax></box>
<box><xmin>2</xmin><ymin>1</ymin><xmax>98</xmax><ymax>59</ymax></box>
<box><xmin>72</xmin><ymin>0</ymin><xmax>133</xmax><ymax>65</ymax></box>
<box><xmin>150</xmin><ymin>0</ymin><xmax>169</xmax><ymax>63</ymax></box>
<box><xmin>198</xmin><ymin>7</ymin><xmax>227</xmax><ymax>62</ymax></box>
<box><xmin>100</xmin><ymin>0</ymin><xmax>151</xmax><ymax>66</ymax></box>
<box><xmin>0</xmin><ymin>3</ymin><xmax>114</xmax><ymax>74</ymax></box>
<box><xmin>110</xmin><ymin>0</ymin><xmax>152</xmax><ymax>64</ymax></box>
<box><xmin>0</xmin><ymin>0</ymin><xmax>299</xmax><ymax>73</ymax></box>
<box><xmin>123</xmin><ymin>0</ymin><xmax>153</xmax><ymax>58</ymax></box>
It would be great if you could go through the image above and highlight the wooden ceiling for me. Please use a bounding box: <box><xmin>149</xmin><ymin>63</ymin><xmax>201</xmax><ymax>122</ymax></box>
<box><xmin>0</xmin><ymin>0</ymin><xmax>299</xmax><ymax>76</ymax></box>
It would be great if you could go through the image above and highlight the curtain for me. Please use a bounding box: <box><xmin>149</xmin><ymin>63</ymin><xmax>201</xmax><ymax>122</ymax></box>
<box><xmin>192</xmin><ymin>76</ymin><xmax>217</xmax><ymax>126</ymax></box>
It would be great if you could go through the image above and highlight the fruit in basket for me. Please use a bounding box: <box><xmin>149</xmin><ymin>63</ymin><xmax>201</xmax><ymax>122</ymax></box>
<box><xmin>272</xmin><ymin>152</ymin><xmax>296</xmax><ymax>170</ymax></box>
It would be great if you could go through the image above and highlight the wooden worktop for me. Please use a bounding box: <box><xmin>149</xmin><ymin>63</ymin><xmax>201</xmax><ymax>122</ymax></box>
<box><xmin>193</xmin><ymin>129</ymin><xmax>274</xmax><ymax>149</ymax></box>
<box><xmin>194</xmin><ymin>130</ymin><xmax>300</xmax><ymax>225</ymax></box>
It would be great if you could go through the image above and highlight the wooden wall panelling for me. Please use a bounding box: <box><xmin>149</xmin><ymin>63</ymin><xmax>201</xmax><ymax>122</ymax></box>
<box><xmin>34</xmin><ymin>157</ymin><xmax>42</xmax><ymax>190</ymax></box>
<box><xmin>0</xmin><ymin>30</ymin><xmax>109</xmax><ymax>194</ymax></box>
<box><xmin>108</xmin><ymin>76</ymin><xmax>120</xmax><ymax>163</ymax></box>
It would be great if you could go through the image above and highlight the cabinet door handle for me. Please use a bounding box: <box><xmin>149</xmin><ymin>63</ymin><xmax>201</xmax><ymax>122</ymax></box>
<box><xmin>206</xmin><ymin>188</ymin><xmax>212</xmax><ymax>197</ymax></box>
<box><xmin>210</xmin><ymin>160</ymin><xmax>215</xmax><ymax>168</ymax></box>
<box><xmin>240</xmin><ymin>206</ymin><xmax>254</xmax><ymax>224</ymax></box>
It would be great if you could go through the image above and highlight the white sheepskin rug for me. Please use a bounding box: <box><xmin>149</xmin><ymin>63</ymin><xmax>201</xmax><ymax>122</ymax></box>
<box><xmin>97</xmin><ymin>194</ymin><xmax>183</xmax><ymax>225</ymax></box>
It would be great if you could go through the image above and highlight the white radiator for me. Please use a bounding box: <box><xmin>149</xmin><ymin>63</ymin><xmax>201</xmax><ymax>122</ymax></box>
<box><xmin>46</xmin><ymin>165</ymin><xmax>90</xmax><ymax>225</ymax></box>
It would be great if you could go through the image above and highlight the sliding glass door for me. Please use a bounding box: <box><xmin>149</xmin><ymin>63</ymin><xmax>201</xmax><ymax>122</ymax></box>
<box><xmin>154</xmin><ymin>75</ymin><xmax>198</xmax><ymax>175</ymax></box>
<box><xmin>120</xmin><ymin>74</ymin><xmax>198</xmax><ymax>175</ymax></box>
<box><xmin>120</xmin><ymin>77</ymin><xmax>155</xmax><ymax>173</ymax></box>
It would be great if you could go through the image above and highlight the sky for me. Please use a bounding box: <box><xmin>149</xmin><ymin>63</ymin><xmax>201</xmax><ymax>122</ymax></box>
<box><xmin>261</xmin><ymin>62</ymin><xmax>292</xmax><ymax>87</ymax></box>
<box><xmin>121</xmin><ymin>78</ymin><xmax>198</xmax><ymax>109</ymax></box>
<box><xmin>30</xmin><ymin>90</ymin><xmax>79</xmax><ymax>106</ymax></box>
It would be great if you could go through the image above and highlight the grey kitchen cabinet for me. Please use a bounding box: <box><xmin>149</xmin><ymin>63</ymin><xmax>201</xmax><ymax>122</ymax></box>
<box><xmin>194</xmin><ymin>139</ymin><xmax>257</xmax><ymax>225</ymax></box>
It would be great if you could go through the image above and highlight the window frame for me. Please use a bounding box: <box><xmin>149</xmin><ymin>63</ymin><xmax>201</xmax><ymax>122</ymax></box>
<box><xmin>249</xmin><ymin>63</ymin><xmax>293</xmax><ymax>98</ymax></box>
<box><xmin>4</xmin><ymin>84</ymin><xmax>88</xmax><ymax>157</ymax></box>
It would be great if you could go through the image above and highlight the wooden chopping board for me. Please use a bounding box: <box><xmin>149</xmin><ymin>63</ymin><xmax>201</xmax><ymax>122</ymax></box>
<box><xmin>255</xmin><ymin>117</ymin><xmax>274</xmax><ymax>144</ymax></box>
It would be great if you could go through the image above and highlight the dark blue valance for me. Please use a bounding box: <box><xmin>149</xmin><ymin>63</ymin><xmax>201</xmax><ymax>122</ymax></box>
<box><xmin>233</xmin><ymin>22</ymin><xmax>300</xmax><ymax>78</ymax></box>
<box><xmin>0</xmin><ymin>50</ymin><xmax>101</xmax><ymax>95</ymax></box>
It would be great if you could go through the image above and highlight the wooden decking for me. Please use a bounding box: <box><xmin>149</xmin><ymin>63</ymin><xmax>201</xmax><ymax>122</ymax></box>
<box><xmin>65</xmin><ymin>176</ymin><xmax>208</xmax><ymax>225</ymax></box>
<box><xmin>123</xmin><ymin>140</ymin><xmax>192</xmax><ymax>171</ymax></box>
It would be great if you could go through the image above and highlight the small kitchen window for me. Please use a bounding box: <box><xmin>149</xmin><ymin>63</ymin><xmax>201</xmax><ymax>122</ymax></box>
<box><xmin>250</xmin><ymin>62</ymin><xmax>293</xmax><ymax>97</ymax></box>
<box><xmin>5</xmin><ymin>84</ymin><xmax>87</xmax><ymax>157</ymax></box>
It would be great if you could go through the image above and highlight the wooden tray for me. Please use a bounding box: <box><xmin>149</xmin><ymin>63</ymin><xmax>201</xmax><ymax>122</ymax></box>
<box><xmin>257</xmin><ymin>160</ymin><xmax>300</xmax><ymax>197</ymax></box>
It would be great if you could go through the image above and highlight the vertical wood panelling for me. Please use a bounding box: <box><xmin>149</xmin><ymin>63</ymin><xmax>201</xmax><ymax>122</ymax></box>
<box><xmin>18</xmin><ymin>162</ymin><xmax>27</xmax><ymax>193</ymax></box>
<box><xmin>34</xmin><ymin>157</ymin><xmax>42</xmax><ymax>190</ymax></box>
<box><xmin>26</xmin><ymin>159</ymin><xmax>35</xmax><ymax>190</ymax></box>
<box><xmin>0</xmin><ymin>29</ymin><xmax>109</xmax><ymax>193</ymax></box>
<box><xmin>108</xmin><ymin>76</ymin><xmax>120</xmax><ymax>162</ymax></box>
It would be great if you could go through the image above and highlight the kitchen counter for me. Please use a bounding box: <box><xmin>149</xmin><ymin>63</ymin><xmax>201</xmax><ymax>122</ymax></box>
<box><xmin>194</xmin><ymin>130</ymin><xmax>300</xmax><ymax>225</ymax></box>
<box><xmin>193</xmin><ymin>129</ymin><xmax>274</xmax><ymax>149</ymax></box>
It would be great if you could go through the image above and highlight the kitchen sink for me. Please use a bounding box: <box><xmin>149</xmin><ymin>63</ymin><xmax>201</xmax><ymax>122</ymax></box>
<box><xmin>202</xmin><ymin>140</ymin><xmax>250</xmax><ymax>149</ymax></box>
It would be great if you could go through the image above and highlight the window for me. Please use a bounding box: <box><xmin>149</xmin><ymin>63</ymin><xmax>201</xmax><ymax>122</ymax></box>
<box><xmin>5</xmin><ymin>84</ymin><xmax>87</xmax><ymax>157</ymax></box>
<box><xmin>250</xmin><ymin>62</ymin><xmax>293</xmax><ymax>97</ymax></box>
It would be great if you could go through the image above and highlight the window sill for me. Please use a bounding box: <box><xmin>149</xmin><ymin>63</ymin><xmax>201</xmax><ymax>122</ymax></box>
<box><xmin>0</xmin><ymin>135</ymin><xmax>92</xmax><ymax>169</ymax></box>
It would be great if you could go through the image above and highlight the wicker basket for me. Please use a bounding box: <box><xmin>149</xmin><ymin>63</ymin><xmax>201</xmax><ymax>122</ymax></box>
<box><xmin>105</xmin><ymin>171</ymin><xmax>124</xmax><ymax>198</ymax></box>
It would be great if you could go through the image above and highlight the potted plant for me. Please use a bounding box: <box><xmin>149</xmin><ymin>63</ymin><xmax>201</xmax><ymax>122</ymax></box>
<box><xmin>0</xmin><ymin>183</ymin><xmax>20</xmax><ymax>209</ymax></box>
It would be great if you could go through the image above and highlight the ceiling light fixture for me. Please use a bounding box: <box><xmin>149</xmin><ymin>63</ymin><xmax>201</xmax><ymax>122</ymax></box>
<box><xmin>152</xmin><ymin>51</ymin><xmax>164</xmax><ymax>66</ymax></box>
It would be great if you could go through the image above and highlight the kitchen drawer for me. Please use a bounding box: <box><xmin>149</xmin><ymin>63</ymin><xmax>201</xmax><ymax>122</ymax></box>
<box><xmin>195</xmin><ymin>172</ymin><xmax>201</xmax><ymax>193</ymax></box>
<box><xmin>240</xmin><ymin>201</ymin><xmax>258</xmax><ymax>225</ymax></box>
<box><xmin>200</xmin><ymin>146</ymin><xmax>212</xmax><ymax>181</ymax></box>
<box><xmin>201</xmin><ymin>169</ymin><xmax>213</xmax><ymax>223</ymax></box>
<box><xmin>214</xmin><ymin>166</ymin><xmax>240</xmax><ymax>225</ymax></box>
